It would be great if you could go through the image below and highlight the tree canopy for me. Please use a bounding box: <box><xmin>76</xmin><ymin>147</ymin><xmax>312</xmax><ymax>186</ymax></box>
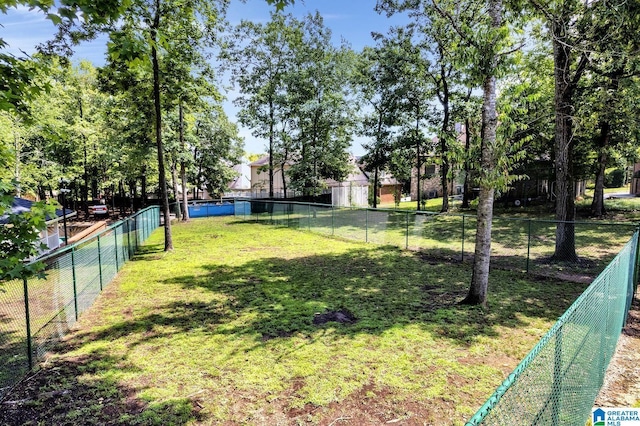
<box><xmin>1</xmin><ymin>0</ymin><xmax>639</xmax><ymax>305</ymax></box>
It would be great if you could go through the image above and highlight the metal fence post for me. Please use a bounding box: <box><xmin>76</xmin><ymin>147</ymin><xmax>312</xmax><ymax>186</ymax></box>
<box><xmin>97</xmin><ymin>235</ymin><xmax>103</xmax><ymax>291</ymax></box>
<box><xmin>634</xmin><ymin>228</ymin><xmax>640</xmax><ymax>291</ymax></box>
<box><xmin>308</xmin><ymin>203</ymin><xmax>311</xmax><ymax>231</ymax></box>
<box><xmin>136</xmin><ymin>215</ymin><xmax>140</xmax><ymax>248</ymax></box>
<box><xmin>461</xmin><ymin>215</ymin><xmax>465</xmax><ymax>262</ymax></box>
<box><xmin>114</xmin><ymin>228</ymin><xmax>120</xmax><ymax>271</ymax></box>
<box><xmin>126</xmin><ymin>218</ymin><xmax>132</xmax><ymax>258</ymax></box>
<box><xmin>527</xmin><ymin>219</ymin><xmax>532</xmax><ymax>273</ymax></box>
<box><xmin>71</xmin><ymin>247</ymin><xmax>78</xmax><ymax>321</ymax></box>
<box><xmin>551</xmin><ymin>327</ymin><xmax>563</xmax><ymax>426</ymax></box>
<box><xmin>365</xmin><ymin>209</ymin><xmax>369</xmax><ymax>243</ymax></box>
<box><xmin>601</xmin><ymin>275</ymin><xmax>611</xmax><ymax>383</ymax></box>
<box><xmin>406</xmin><ymin>212</ymin><xmax>409</xmax><ymax>249</ymax></box>
<box><xmin>332</xmin><ymin>205</ymin><xmax>335</xmax><ymax>236</ymax></box>
<box><xmin>23</xmin><ymin>277</ymin><xmax>32</xmax><ymax>369</ymax></box>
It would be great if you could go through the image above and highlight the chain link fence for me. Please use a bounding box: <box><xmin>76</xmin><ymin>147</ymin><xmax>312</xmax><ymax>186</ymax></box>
<box><xmin>0</xmin><ymin>206</ymin><xmax>159</xmax><ymax>400</ymax></box>
<box><xmin>235</xmin><ymin>200</ymin><xmax>638</xmax><ymax>282</ymax></box>
<box><xmin>233</xmin><ymin>199</ymin><xmax>639</xmax><ymax>425</ymax></box>
<box><xmin>4</xmin><ymin>199</ymin><xmax>636</xmax><ymax>422</ymax></box>
<box><xmin>466</xmin><ymin>230</ymin><xmax>639</xmax><ymax>425</ymax></box>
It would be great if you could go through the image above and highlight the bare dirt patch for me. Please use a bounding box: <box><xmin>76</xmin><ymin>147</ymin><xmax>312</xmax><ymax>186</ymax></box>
<box><xmin>313</xmin><ymin>309</ymin><xmax>356</xmax><ymax>325</ymax></box>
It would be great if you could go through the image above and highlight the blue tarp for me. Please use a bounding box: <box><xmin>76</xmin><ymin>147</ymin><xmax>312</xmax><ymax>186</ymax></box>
<box><xmin>188</xmin><ymin>203</ymin><xmax>234</xmax><ymax>218</ymax></box>
<box><xmin>234</xmin><ymin>201</ymin><xmax>251</xmax><ymax>216</ymax></box>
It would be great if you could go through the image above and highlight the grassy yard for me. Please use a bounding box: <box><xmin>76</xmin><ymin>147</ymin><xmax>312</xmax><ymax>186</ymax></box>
<box><xmin>381</xmin><ymin>186</ymin><xmax>640</xmax><ymax>221</ymax></box>
<box><xmin>2</xmin><ymin>217</ymin><xmax>590</xmax><ymax>425</ymax></box>
<box><xmin>249</xmin><ymin>204</ymin><xmax>636</xmax><ymax>282</ymax></box>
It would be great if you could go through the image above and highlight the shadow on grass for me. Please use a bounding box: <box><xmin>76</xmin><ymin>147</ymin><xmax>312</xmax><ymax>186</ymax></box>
<box><xmin>0</xmin><ymin>242</ymin><xmax>591</xmax><ymax>425</ymax></box>
<box><xmin>0</xmin><ymin>349</ymin><xmax>203</xmax><ymax>426</ymax></box>
<box><xmin>239</xmin><ymin>216</ymin><xmax>634</xmax><ymax>281</ymax></box>
<box><xmin>138</xmin><ymin>245</ymin><xmax>586</xmax><ymax>347</ymax></box>
<box><xmin>128</xmin><ymin>244</ymin><xmax>165</xmax><ymax>261</ymax></box>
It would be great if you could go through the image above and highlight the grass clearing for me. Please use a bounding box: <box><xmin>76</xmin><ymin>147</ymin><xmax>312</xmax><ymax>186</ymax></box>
<box><xmin>2</xmin><ymin>217</ymin><xmax>590</xmax><ymax>425</ymax></box>
<box><xmin>382</xmin><ymin>187</ymin><xmax>640</xmax><ymax>222</ymax></box>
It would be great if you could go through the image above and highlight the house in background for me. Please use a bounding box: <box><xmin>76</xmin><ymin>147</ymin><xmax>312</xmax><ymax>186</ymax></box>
<box><xmin>631</xmin><ymin>163</ymin><xmax>640</xmax><ymax>196</ymax></box>
<box><xmin>411</xmin><ymin>124</ymin><xmax>467</xmax><ymax>202</ymax></box>
<box><xmin>249</xmin><ymin>156</ymin><xmax>292</xmax><ymax>198</ymax></box>
<box><xmin>1</xmin><ymin>197</ymin><xmax>76</xmax><ymax>256</ymax></box>
<box><xmin>376</xmin><ymin>171</ymin><xmax>403</xmax><ymax>205</ymax></box>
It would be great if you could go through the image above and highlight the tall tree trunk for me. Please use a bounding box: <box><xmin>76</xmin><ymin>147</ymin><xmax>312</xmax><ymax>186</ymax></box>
<box><xmin>180</xmin><ymin>161</ymin><xmax>189</xmax><ymax>220</ymax></box>
<box><xmin>591</xmin><ymin>72</ymin><xmax>621</xmax><ymax>218</ymax></box>
<box><xmin>79</xmin><ymin>97</ymin><xmax>88</xmax><ymax>212</ymax></box>
<box><xmin>591</xmin><ymin>121</ymin><xmax>610</xmax><ymax>218</ymax></box>
<box><xmin>373</xmin><ymin>164</ymin><xmax>379</xmax><ymax>209</ymax></box>
<box><xmin>416</xmin><ymin>108</ymin><xmax>422</xmax><ymax>211</ymax></box>
<box><xmin>440</xmin><ymin>79</ymin><xmax>450</xmax><ymax>213</ymax></box>
<box><xmin>462</xmin><ymin>119</ymin><xmax>472</xmax><ymax>209</ymax></box>
<box><xmin>129</xmin><ymin>180</ymin><xmax>136</xmax><ymax>214</ymax></box>
<box><xmin>372</xmin><ymin>113</ymin><xmax>384</xmax><ymax>209</ymax></box>
<box><xmin>12</xmin><ymin>123</ymin><xmax>21</xmax><ymax>197</ymax></box>
<box><xmin>462</xmin><ymin>0</ymin><xmax>501</xmax><ymax>307</ymax></box>
<box><xmin>171</xmin><ymin>160</ymin><xmax>181</xmax><ymax>220</ymax></box>
<box><xmin>179</xmin><ymin>102</ymin><xmax>189</xmax><ymax>221</ymax></box>
<box><xmin>268</xmin><ymin>98</ymin><xmax>274</xmax><ymax>198</ymax></box>
<box><xmin>141</xmin><ymin>167</ymin><xmax>147</xmax><ymax>208</ymax></box>
<box><xmin>151</xmin><ymin>0</ymin><xmax>173</xmax><ymax>251</ymax></box>
<box><xmin>280</xmin><ymin>144</ymin><xmax>289</xmax><ymax>199</ymax></box>
<box><xmin>551</xmin><ymin>22</ymin><xmax>588</xmax><ymax>262</ymax></box>
<box><xmin>91</xmin><ymin>166</ymin><xmax>98</xmax><ymax>202</ymax></box>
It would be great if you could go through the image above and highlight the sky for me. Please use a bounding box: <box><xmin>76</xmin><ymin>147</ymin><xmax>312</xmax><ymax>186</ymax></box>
<box><xmin>1</xmin><ymin>0</ymin><xmax>410</xmax><ymax>156</ymax></box>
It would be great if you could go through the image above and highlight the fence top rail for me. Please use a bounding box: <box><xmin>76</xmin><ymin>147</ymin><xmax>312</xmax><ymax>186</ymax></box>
<box><xmin>237</xmin><ymin>198</ymin><xmax>445</xmax><ymax>216</ymax></box>
<box><xmin>172</xmin><ymin>199</ymin><xmax>236</xmax><ymax>206</ymax></box>
<box><xmin>466</xmin><ymin>230</ymin><xmax>639</xmax><ymax>425</ymax></box>
<box><xmin>33</xmin><ymin>205</ymin><xmax>160</xmax><ymax>265</ymax></box>
<box><xmin>234</xmin><ymin>198</ymin><xmax>640</xmax><ymax>228</ymax></box>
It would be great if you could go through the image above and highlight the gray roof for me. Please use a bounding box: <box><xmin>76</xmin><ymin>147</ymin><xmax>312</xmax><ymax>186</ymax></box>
<box><xmin>0</xmin><ymin>197</ymin><xmax>74</xmax><ymax>225</ymax></box>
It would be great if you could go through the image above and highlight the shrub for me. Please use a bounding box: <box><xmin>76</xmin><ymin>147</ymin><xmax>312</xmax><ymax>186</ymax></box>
<box><xmin>604</xmin><ymin>168</ymin><xmax>625</xmax><ymax>188</ymax></box>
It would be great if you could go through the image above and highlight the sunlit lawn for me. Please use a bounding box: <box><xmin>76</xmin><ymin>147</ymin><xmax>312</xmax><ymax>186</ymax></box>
<box><xmin>380</xmin><ymin>186</ymin><xmax>640</xmax><ymax>222</ymax></box>
<box><xmin>1</xmin><ymin>217</ymin><xmax>592</xmax><ymax>425</ymax></box>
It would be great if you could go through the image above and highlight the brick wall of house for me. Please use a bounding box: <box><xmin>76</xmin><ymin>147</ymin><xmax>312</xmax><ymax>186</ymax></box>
<box><xmin>379</xmin><ymin>185</ymin><xmax>399</xmax><ymax>204</ymax></box>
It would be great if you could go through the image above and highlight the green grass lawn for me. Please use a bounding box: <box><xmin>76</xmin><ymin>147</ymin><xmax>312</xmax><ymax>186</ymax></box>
<box><xmin>1</xmin><ymin>217</ymin><xmax>591</xmax><ymax>425</ymax></box>
<box><xmin>248</xmin><ymin>204</ymin><xmax>636</xmax><ymax>283</ymax></box>
<box><xmin>381</xmin><ymin>186</ymin><xmax>640</xmax><ymax>221</ymax></box>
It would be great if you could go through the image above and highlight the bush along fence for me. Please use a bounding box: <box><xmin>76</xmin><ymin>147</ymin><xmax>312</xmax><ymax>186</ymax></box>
<box><xmin>234</xmin><ymin>199</ymin><xmax>638</xmax><ymax>282</ymax></box>
<box><xmin>0</xmin><ymin>206</ymin><xmax>160</xmax><ymax>400</ymax></box>
<box><xmin>466</xmin><ymin>230</ymin><xmax>639</xmax><ymax>425</ymax></box>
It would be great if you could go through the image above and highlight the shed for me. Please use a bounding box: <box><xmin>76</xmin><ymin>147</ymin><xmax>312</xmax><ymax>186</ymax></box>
<box><xmin>326</xmin><ymin>162</ymin><xmax>369</xmax><ymax>207</ymax></box>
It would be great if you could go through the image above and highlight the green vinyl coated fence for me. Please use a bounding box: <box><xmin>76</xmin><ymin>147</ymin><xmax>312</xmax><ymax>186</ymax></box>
<box><xmin>233</xmin><ymin>199</ymin><xmax>640</xmax><ymax>424</ymax></box>
<box><xmin>0</xmin><ymin>206</ymin><xmax>160</xmax><ymax>400</ymax></box>
<box><xmin>235</xmin><ymin>199</ymin><xmax>637</xmax><ymax>282</ymax></box>
<box><xmin>466</xmin><ymin>230</ymin><xmax>639</xmax><ymax>425</ymax></box>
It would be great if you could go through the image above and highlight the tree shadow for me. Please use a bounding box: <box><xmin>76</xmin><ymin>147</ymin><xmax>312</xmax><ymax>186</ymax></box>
<box><xmin>0</xmin><ymin>349</ymin><xmax>204</xmax><ymax>425</ymax></box>
<box><xmin>0</xmin><ymin>244</ymin><xmax>590</xmax><ymax>425</ymax></box>
<box><xmin>242</xmin><ymin>214</ymin><xmax>633</xmax><ymax>283</ymax></box>
<box><xmin>152</xmin><ymin>245</ymin><xmax>586</xmax><ymax>347</ymax></box>
<box><xmin>129</xmin><ymin>244</ymin><xmax>165</xmax><ymax>261</ymax></box>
